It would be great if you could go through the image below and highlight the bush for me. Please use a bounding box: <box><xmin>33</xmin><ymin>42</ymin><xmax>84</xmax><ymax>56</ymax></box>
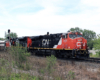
<box><xmin>9</xmin><ymin>46</ymin><xmax>30</xmax><ymax>69</ymax></box>
<box><xmin>9</xmin><ymin>73</ymin><xmax>39</xmax><ymax>80</ymax></box>
<box><xmin>67</xmin><ymin>71</ymin><xmax>75</xmax><ymax>80</ymax></box>
<box><xmin>46</xmin><ymin>55</ymin><xmax>57</xmax><ymax>74</ymax></box>
<box><xmin>90</xmin><ymin>52</ymin><xmax>100</xmax><ymax>58</ymax></box>
<box><xmin>0</xmin><ymin>73</ymin><xmax>39</xmax><ymax>80</ymax></box>
<box><xmin>0</xmin><ymin>59</ymin><xmax>12</xmax><ymax>80</ymax></box>
<box><xmin>10</xmin><ymin>46</ymin><xmax>27</xmax><ymax>62</ymax></box>
<box><xmin>39</xmin><ymin>55</ymin><xmax>57</xmax><ymax>80</ymax></box>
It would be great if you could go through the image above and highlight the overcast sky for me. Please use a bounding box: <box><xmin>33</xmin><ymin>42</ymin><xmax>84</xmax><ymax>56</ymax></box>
<box><xmin>0</xmin><ymin>0</ymin><xmax>100</xmax><ymax>38</ymax></box>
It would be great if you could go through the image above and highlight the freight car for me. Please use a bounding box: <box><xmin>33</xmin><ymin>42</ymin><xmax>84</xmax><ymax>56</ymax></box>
<box><xmin>0</xmin><ymin>40</ymin><xmax>11</xmax><ymax>51</ymax></box>
<box><xmin>0</xmin><ymin>40</ymin><xmax>6</xmax><ymax>50</ymax></box>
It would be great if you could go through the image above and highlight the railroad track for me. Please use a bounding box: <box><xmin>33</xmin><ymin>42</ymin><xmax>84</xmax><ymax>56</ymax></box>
<box><xmin>31</xmin><ymin>54</ymin><xmax>100</xmax><ymax>64</ymax></box>
<box><xmin>52</xmin><ymin>57</ymin><xmax>100</xmax><ymax>64</ymax></box>
<box><xmin>84</xmin><ymin>57</ymin><xmax>100</xmax><ymax>63</ymax></box>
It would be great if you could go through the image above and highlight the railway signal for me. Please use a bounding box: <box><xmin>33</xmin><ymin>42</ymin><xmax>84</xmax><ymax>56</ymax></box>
<box><xmin>8</xmin><ymin>29</ymin><xmax>10</xmax><ymax>33</ymax></box>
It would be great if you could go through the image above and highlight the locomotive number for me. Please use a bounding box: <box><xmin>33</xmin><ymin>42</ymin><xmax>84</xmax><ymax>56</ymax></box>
<box><xmin>42</xmin><ymin>39</ymin><xmax>49</xmax><ymax>46</ymax></box>
<box><xmin>77</xmin><ymin>42</ymin><xmax>85</xmax><ymax>47</ymax></box>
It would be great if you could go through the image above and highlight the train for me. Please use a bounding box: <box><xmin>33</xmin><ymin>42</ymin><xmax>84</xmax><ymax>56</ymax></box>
<box><xmin>8</xmin><ymin>31</ymin><xmax>89</xmax><ymax>59</ymax></box>
<box><xmin>0</xmin><ymin>40</ymin><xmax>11</xmax><ymax>50</ymax></box>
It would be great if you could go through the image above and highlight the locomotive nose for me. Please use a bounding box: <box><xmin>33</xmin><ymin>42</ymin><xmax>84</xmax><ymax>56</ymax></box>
<box><xmin>76</xmin><ymin>38</ymin><xmax>83</xmax><ymax>49</ymax></box>
<box><xmin>78</xmin><ymin>38</ymin><xmax>82</xmax><ymax>42</ymax></box>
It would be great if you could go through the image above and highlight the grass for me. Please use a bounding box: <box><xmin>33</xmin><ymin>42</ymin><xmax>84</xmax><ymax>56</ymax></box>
<box><xmin>0</xmin><ymin>73</ymin><xmax>39</xmax><ymax>80</ymax></box>
<box><xmin>90</xmin><ymin>53</ymin><xmax>100</xmax><ymax>58</ymax></box>
<box><xmin>0</xmin><ymin>58</ymin><xmax>38</xmax><ymax>80</ymax></box>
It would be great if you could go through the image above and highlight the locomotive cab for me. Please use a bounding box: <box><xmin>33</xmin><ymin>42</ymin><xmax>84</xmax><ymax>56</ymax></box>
<box><xmin>67</xmin><ymin>32</ymin><xmax>89</xmax><ymax>58</ymax></box>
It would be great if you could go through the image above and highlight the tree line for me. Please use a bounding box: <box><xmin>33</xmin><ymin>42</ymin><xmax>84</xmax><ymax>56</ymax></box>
<box><xmin>0</xmin><ymin>32</ymin><xmax>17</xmax><ymax>40</ymax></box>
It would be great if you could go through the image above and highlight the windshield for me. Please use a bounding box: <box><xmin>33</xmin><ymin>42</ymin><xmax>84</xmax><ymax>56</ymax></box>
<box><xmin>69</xmin><ymin>34</ymin><xmax>82</xmax><ymax>38</ymax></box>
<box><xmin>77</xmin><ymin>35</ymin><xmax>82</xmax><ymax>37</ymax></box>
<box><xmin>69</xmin><ymin>34</ymin><xmax>76</xmax><ymax>38</ymax></box>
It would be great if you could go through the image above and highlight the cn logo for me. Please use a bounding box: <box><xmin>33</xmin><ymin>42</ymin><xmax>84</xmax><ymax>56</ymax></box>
<box><xmin>42</xmin><ymin>39</ymin><xmax>49</xmax><ymax>46</ymax></box>
<box><xmin>77</xmin><ymin>42</ymin><xmax>85</xmax><ymax>47</ymax></box>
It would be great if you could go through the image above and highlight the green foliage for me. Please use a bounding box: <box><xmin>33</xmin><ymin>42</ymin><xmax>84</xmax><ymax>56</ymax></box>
<box><xmin>0</xmin><ymin>59</ymin><xmax>12</xmax><ymax>80</ymax></box>
<box><xmin>24</xmin><ymin>52</ymin><xmax>31</xmax><ymax>57</ymax></box>
<box><xmin>6</xmin><ymin>32</ymin><xmax>18</xmax><ymax>39</ymax></box>
<box><xmin>93</xmin><ymin>35</ymin><xmax>100</xmax><ymax>57</ymax></box>
<box><xmin>9</xmin><ymin>46</ymin><xmax>30</xmax><ymax>69</ymax></box>
<box><xmin>55</xmin><ymin>77</ymin><xmax>61</xmax><ymax>80</ymax></box>
<box><xmin>40</xmin><ymin>69</ymin><xmax>45</xmax><ymax>74</ymax></box>
<box><xmin>0</xmin><ymin>55</ymin><xmax>37</xmax><ymax>80</ymax></box>
<box><xmin>0</xmin><ymin>73</ymin><xmax>39</xmax><ymax>80</ymax></box>
<box><xmin>10</xmin><ymin>46</ymin><xmax>27</xmax><ymax>62</ymax></box>
<box><xmin>90</xmin><ymin>53</ymin><xmax>100</xmax><ymax>58</ymax></box>
<box><xmin>93</xmin><ymin>35</ymin><xmax>100</xmax><ymax>50</ymax></box>
<box><xmin>9</xmin><ymin>73</ymin><xmax>39</xmax><ymax>80</ymax></box>
<box><xmin>69</xmin><ymin>27</ymin><xmax>83</xmax><ymax>33</ymax></box>
<box><xmin>0</xmin><ymin>38</ymin><xmax>5</xmax><ymax>40</ymax></box>
<box><xmin>25</xmin><ymin>62</ymin><xmax>31</xmax><ymax>70</ymax></box>
<box><xmin>46</xmin><ymin>55</ymin><xmax>57</xmax><ymax>74</ymax></box>
<box><xmin>83</xmin><ymin>29</ymin><xmax>96</xmax><ymax>41</ymax></box>
<box><xmin>39</xmin><ymin>55</ymin><xmax>57</xmax><ymax>80</ymax></box>
<box><xmin>87</xmin><ymin>40</ymin><xmax>94</xmax><ymax>49</ymax></box>
<box><xmin>0</xmin><ymin>58</ymin><xmax>7</xmax><ymax>66</ymax></box>
<box><xmin>67</xmin><ymin>71</ymin><xmax>75</xmax><ymax>80</ymax></box>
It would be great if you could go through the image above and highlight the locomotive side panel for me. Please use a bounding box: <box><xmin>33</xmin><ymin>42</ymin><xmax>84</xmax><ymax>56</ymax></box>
<box><xmin>31</xmin><ymin>35</ymin><xmax>61</xmax><ymax>49</ymax></box>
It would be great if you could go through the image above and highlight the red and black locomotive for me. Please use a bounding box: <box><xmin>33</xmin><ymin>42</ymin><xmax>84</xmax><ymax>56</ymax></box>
<box><xmin>11</xmin><ymin>31</ymin><xmax>89</xmax><ymax>59</ymax></box>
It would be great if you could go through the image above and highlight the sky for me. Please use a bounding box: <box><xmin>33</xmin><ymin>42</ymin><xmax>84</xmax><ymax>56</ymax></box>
<box><xmin>0</xmin><ymin>0</ymin><xmax>100</xmax><ymax>38</ymax></box>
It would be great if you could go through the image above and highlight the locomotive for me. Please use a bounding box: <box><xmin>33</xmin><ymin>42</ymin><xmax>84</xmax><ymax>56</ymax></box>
<box><xmin>14</xmin><ymin>31</ymin><xmax>89</xmax><ymax>59</ymax></box>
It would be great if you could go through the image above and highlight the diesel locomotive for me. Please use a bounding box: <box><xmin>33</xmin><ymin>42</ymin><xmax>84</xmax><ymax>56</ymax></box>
<box><xmin>13</xmin><ymin>31</ymin><xmax>89</xmax><ymax>59</ymax></box>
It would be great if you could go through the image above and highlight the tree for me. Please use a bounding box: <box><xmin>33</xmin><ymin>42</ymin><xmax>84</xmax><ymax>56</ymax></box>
<box><xmin>69</xmin><ymin>27</ymin><xmax>83</xmax><ymax>33</ymax></box>
<box><xmin>0</xmin><ymin>38</ymin><xmax>5</xmax><ymax>40</ymax></box>
<box><xmin>6</xmin><ymin>32</ymin><xmax>18</xmax><ymax>39</ymax></box>
<box><xmin>83</xmin><ymin>29</ymin><xmax>96</xmax><ymax>41</ymax></box>
<box><xmin>93</xmin><ymin>35</ymin><xmax>100</xmax><ymax>57</ymax></box>
<box><xmin>87</xmin><ymin>40</ymin><xmax>94</xmax><ymax>49</ymax></box>
<box><xmin>83</xmin><ymin>29</ymin><xmax>96</xmax><ymax>49</ymax></box>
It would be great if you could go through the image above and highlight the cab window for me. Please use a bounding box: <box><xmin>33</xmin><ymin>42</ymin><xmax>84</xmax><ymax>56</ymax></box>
<box><xmin>69</xmin><ymin>34</ymin><xmax>76</xmax><ymax>38</ymax></box>
<box><xmin>62</xmin><ymin>35</ymin><xmax>65</xmax><ymax>39</ymax></box>
<box><xmin>77</xmin><ymin>35</ymin><xmax>82</xmax><ymax>37</ymax></box>
<box><xmin>62</xmin><ymin>34</ymin><xmax>68</xmax><ymax>39</ymax></box>
<box><xmin>65</xmin><ymin>34</ymin><xmax>68</xmax><ymax>38</ymax></box>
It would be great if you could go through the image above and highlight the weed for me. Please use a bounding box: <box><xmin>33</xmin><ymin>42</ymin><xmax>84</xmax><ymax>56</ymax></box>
<box><xmin>0</xmin><ymin>58</ymin><xmax>7</xmax><ymax>66</ymax></box>
<box><xmin>39</xmin><ymin>55</ymin><xmax>57</xmax><ymax>80</ymax></box>
<box><xmin>0</xmin><ymin>73</ymin><xmax>39</xmax><ymax>80</ymax></box>
<box><xmin>46</xmin><ymin>55</ymin><xmax>57</xmax><ymax>74</ymax></box>
<box><xmin>55</xmin><ymin>77</ymin><xmax>61</xmax><ymax>80</ymax></box>
<box><xmin>8</xmin><ymin>46</ymin><xmax>29</xmax><ymax>69</ymax></box>
<box><xmin>67</xmin><ymin>70</ymin><xmax>75</xmax><ymax>80</ymax></box>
